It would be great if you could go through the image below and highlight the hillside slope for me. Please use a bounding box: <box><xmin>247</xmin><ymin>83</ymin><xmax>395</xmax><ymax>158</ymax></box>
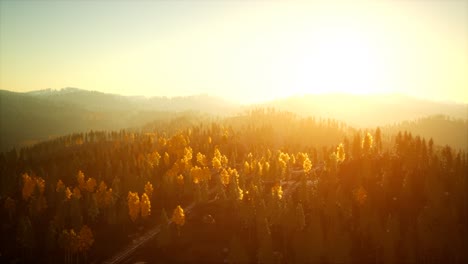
<box><xmin>0</xmin><ymin>88</ymin><xmax>236</xmax><ymax>151</ymax></box>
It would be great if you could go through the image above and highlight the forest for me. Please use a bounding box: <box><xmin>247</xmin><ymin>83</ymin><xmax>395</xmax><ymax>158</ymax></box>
<box><xmin>0</xmin><ymin>108</ymin><xmax>467</xmax><ymax>263</ymax></box>
<box><xmin>2</xmin><ymin>88</ymin><xmax>466</xmax><ymax>153</ymax></box>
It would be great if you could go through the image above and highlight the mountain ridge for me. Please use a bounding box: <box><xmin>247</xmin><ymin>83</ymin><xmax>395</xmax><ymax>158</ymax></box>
<box><xmin>1</xmin><ymin>88</ymin><xmax>466</xmax><ymax>152</ymax></box>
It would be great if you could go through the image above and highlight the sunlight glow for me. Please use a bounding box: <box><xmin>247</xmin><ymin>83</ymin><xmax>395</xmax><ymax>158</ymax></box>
<box><xmin>290</xmin><ymin>27</ymin><xmax>387</xmax><ymax>96</ymax></box>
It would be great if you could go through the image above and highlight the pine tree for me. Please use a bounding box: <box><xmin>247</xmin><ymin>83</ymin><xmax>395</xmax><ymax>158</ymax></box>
<box><xmin>228</xmin><ymin>235</ymin><xmax>249</xmax><ymax>264</ymax></box>
<box><xmin>87</xmin><ymin>193</ymin><xmax>100</xmax><ymax>223</ymax></box>
<box><xmin>70</xmin><ymin>194</ymin><xmax>83</xmax><ymax>231</ymax></box>
<box><xmin>45</xmin><ymin>221</ymin><xmax>57</xmax><ymax>262</ymax></box>
<box><xmin>257</xmin><ymin>218</ymin><xmax>274</xmax><ymax>264</ymax></box>
<box><xmin>295</xmin><ymin>203</ymin><xmax>306</xmax><ymax>231</ymax></box>
<box><xmin>157</xmin><ymin>209</ymin><xmax>171</xmax><ymax>249</ymax></box>
<box><xmin>16</xmin><ymin>215</ymin><xmax>35</xmax><ymax>259</ymax></box>
<box><xmin>375</xmin><ymin>127</ymin><xmax>382</xmax><ymax>153</ymax></box>
<box><xmin>4</xmin><ymin>196</ymin><xmax>16</xmax><ymax>223</ymax></box>
<box><xmin>307</xmin><ymin>215</ymin><xmax>324</xmax><ymax>262</ymax></box>
<box><xmin>362</xmin><ymin>132</ymin><xmax>374</xmax><ymax>155</ymax></box>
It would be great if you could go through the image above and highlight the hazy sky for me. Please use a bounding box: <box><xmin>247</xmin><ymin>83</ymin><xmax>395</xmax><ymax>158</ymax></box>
<box><xmin>1</xmin><ymin>0</ymin><xmax>467</xmax><ymax>103</ymax></box>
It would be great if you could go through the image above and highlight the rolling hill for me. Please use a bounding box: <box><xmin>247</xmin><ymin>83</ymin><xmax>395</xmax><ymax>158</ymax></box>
<box><xmin>1</xmin><ymin>88</ymin><xmax>466</xmax><ymax>152</ymax></box>
<box><xmin>0</xmin><ymin>88</ymin><xmax>236</xmax><ymax>151</ymax></box>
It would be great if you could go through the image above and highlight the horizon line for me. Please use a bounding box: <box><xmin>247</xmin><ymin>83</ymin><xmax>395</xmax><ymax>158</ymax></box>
<box><xmin>3</xmin><ymin>87</ymin><xmax>467</xmax><ymax>105</ymax></box>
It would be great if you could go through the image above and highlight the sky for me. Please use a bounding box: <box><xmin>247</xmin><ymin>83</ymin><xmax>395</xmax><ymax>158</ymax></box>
<box><xmin>1</xmin><ymin>0</ymin><xmax>467</xmax><ymax>104</ymax></box>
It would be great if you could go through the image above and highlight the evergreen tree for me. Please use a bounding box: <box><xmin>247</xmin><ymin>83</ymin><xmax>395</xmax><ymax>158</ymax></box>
<box><xmin>257</xmin><ymin>218</ymin><xmax>274</xmax><ymax>264</ymax></box>
<box><xmin>228</xmin><ymin>235</ymin><xmax>250</xmax><ymax>264</ymax></box>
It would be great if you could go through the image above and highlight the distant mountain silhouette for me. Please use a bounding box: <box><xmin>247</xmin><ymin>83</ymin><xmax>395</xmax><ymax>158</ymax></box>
<box><xmin>0</xmin><ymin>88</ymin><xmax>236</xmax><ymax>151</ymax></box>
<box><xmin>260</xmin><ymin>93</ymin><xmax>467</xmax><ymax>127</ymax></box>
<box><xmin>1</xmin><ymin>88</ymin><xmax>466</xmax><ymax>152</ymax></box>
<box><xmin>25</xmin><ymin>87</ymin><xmax>236</xmax><ymax>113</ymax></box>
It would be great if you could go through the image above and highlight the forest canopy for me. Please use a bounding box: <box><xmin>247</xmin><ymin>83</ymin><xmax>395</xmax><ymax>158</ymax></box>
<box><xmin>0</xmin><ymin>109</ymin><xmax>466</xmax><ymax>263</ymax></box>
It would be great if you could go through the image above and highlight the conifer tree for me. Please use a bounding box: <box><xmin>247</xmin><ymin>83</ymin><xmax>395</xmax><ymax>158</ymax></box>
<box><xmin>257</xmin><ymin>218</ymin><xmax>274</xmax><ymax>264</ymax></box>
<box><xmin>157</xmin><ymin>208</ymin><xmax>171</xmax><ymax>249</ymax></box>
<box><xmin>228</xmin><ymin>235</ymin><xmax>249</xmax><ymax>264</ymax></box>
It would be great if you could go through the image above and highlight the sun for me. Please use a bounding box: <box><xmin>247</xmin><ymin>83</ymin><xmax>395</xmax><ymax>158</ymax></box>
<box><xmin>290</xmin><ymin>28</ymin><xmax>387</xmax><ymax>96</ymax></box>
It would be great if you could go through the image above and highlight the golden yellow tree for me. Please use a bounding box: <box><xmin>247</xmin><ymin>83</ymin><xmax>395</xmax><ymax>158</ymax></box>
<box><xmin>196</xmin><ymin>152</ymin><xmax>208</xmax><ymax>166</ymax></box>
<box><xmin>147</xmin><ymin>151</ymin><xmax>161</xmax><ymax>168</ymax></box>
<box><xmin>22</xmin><ymin>173</ymin><xmax>35</xmax><ymax>201</ymax></box>
<box><xmin>78</xmin><ymin>225</ymin><xmax>94</xmax><ymax>259</ymax></box>
<box><xmin>221</xmin><ymin>155</ymin><xmax>229</xmax><ymax>167</ymax></box>
<box><xmin>65</xmin><ymin>187</ymin><xmax>72</xmax><ymax>200</ymax></box>
<box><xmin>104</xmin><ymin>188</ymin><xmax>113</xmax><ymax>207</ymax></box>
<box><xmin>228</xmin><ymin>168</ymin><xmax>243</xmax><ymax>200</ymax></box>
<box><xmin>183</xmin><ymin>146</ymin><xmax>193</xmax><ymax>161</ymax></box>
<box><xmin>28</xmin><ymin>176</ymin><xmax>47</xmax><ymax>213</ymax></box>
<box><xmin>86</xmin><ymin>177</ymin><xmax>97</xmax><ymax>193</ymax></box>
<box><xmin>303</xmin><ymin>156</ymin><xmax>312</xmax><ymax>174</ymax></box>
<box><xmin>144</xmin><ymin>181</ymin><xmax>154</xmax><ymax>198</ymax></box>
<box><xmin>96</xmin><ymin>181</ymin><xmax>108</xmax><ymax>208</ymax></box>
<box><xmin>35</xmin><ymin>177</ymin><xmax>45</xmax><ymax>194</ymax></box>
<box><xmin>140</xmin><ymin>193</ymin><xmax>151</xmax><ymax>219</ymax></box>
<box><xmin>244</xmin><ymin>161</ymin><xmax>251</xmax><ymax>174</ymax></box>
<box><xmin>158</xmin><ymin>136</ymin><xmax>167</xmax><ymax>148</ymax></box>
<box><xmin>180</xmin><ymin>151</ymin><xmax>192</xmax><ymax>172</ymax></box>
<box><xmin>336</xmin><ymin>143</ymin><xmax>346</xmax><ymax>162</ymax></box>
<box><xmin>278</xmin><ymin>152</ymin><xmax>290</xmax><ymax>178</ymax></box>
<box><xmin>176</xmin><ymin>174</ymin><xmax>184</xmax><ymax>185</ymax></box>
<box><xmin>251</xmin><ymin>161</ymin><xmax>257</xmax><ymax>175</ymax></box>
<box><xmin>56</xmin><ymin>179</ymin><xmax>65</xmax><ymax>192</ymax></box>
<box><xmin>257</xmin><ymin>161</ymin><xmax>263</xmax><ymax>176</ymax></box>
<box><xmin>172</xmin><ymin>205</ymin><xmax>185</xmax><ymax>235</ymax></box>
<box><xmin>212</xmin><ymin>148</ymin><xmax>228</xmax><ymax>170</ymax></box>
<box><xmin>229</xmin><ymin>168</ymin><xmax>239</xmax><ymax>181</ymax></box>
<box><xmin>191</xmin><ymin>166</ymin><xmax>202</xmax><ymax>184</ymax></box>
<box><xmin>247</xmin><ymin>152</ymin><xmax>253</xmax><ymax>163</ymax></box>
<box><xmin>271</xmin><ymin>184</ymin><xmax>283</xmax><ymax>200</ymax></box>
<box><xmin>127</xmin><ymin>191</ymin><xmax>140</xmax><ymax>222</ymax></box>
<box><xmin>264</xmin><ymin>161</ymin><xmax>270</xmax><ymax>175</ymax></box>
<box><xmin>212</xmin><ymin>156</ymin><xmax>222</xmax><ymax>171</ymax></box>
<box><xmin>77</xmin><ymin>171</ymin><xmax>86</xmax><ymax>190</ymax></box>
<box><xmin>164</xmin><ymin>152</ymin><xmax>170</xmax><ymax>167</ymax></box>
<box><xmin>220</xmin><ymin>168</ymin><xmax>230</xmax><ymax>186</ymax></box>
<box><xmin>72</xmin><ymin>187</ymin><xmax>81</xmax><ymax>200</ymax></box>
